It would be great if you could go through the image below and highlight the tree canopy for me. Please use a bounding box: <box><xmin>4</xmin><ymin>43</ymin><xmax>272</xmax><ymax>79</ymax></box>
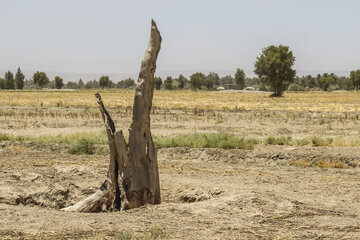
<box><xmin>154</xmin><ymin>77</ymin><xmax>162</xmax><ymax>90</ymax></box>
<box><xmin>0</xmin><ymin>78</ymin><xmax>5</xmax><ymax>89</ymax></box>
<box><xmin>350</xmin><ymin>69</ymin><xmax>360</xmax><ymax>91</ymax></box>
<box><xmin>254</xmin><ymin>45</ymin><xmax>296</xmax><ymax>97</ymax></box>
<box><xmin>99</xmin><ymin>75</ymin><xmax>111</xmax><ymax>89</ymax></box>
<box><xmin>117</xmin><ymin>78</ymin><xmax>135</xmax><ymax>89</ymax></box>
<box><xmin>164</xmin><ymin>76</ymin><xmax>173</xmax><ymax>90</ymax></box>
<box><xmin>54</xmin><ymin>76</ymin><xmax>64</xmax><ymax>89</ymax></box>
<box><xmin>190</xmin><ymin>72</ymin><xmax>206</xmax><ymax>90</ymax></box>
<box><xmin>208</xmin><ymin>72</ymin><xmax>220</xmax><ymax>86</ymax></box>
<box><xmin>33</xmin><ymin>71</ymin><xmax>49</xmax><ymax>89</ymax></box>
<box><xmin>15</xmin><ymin>67</ymin><xmax>25</xmax><ymax>89</ymax></box>
<box><xmin>235</xmin><ymin>68</ymin><xmax>246</xmax><ymax>89</ymax></box>
<box><xmin>4</xmin><ymin>71</ymin><xmax>15</xmax><ymax>89</ymax></box>
<box><xmin>177</xmin><ymin>74</ymin><xmax>186</xmax><ymax>89</ymax></box>
<box><xmin>78</xmin><ymin>78</ymin><xmax>84</xmax><ymax>89</ymax></box>
<box><xmin>319</xmin><ymin>73</ymin><xmax>335</xmax><ymax>91</ymax></box>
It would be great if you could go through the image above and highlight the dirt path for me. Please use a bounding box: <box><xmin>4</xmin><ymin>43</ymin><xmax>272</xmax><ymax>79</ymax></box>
<box><xmin>0</xmin><ymin>142</ymin><xmax>359</xmax><ymax>239</ymax></box>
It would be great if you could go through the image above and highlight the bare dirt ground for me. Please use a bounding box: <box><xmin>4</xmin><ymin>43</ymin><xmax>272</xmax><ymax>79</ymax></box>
<box><xmin>0</xmin><ymin>102</ymin><xmax>360</xmax><ymax>239</ymax></box>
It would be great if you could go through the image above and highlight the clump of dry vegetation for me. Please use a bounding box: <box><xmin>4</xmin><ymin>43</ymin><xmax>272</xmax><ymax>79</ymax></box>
<box><xmin>289</xmin><ymin>159</ymin><xmax>356</xmax><ymax>168</ymax></box>
<box><xmin>264</xmin><ymin>135</ymin><xmax>360</xmax><ymax>147</ymax></box>
<box><xmin>114</xmin><ymin>225</ymin><xmax>169</xmax><ymax>240</ymax></box>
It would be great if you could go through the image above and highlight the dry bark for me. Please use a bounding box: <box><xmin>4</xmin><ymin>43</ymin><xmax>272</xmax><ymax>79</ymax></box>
<box><xmin>61</xmin><ymin>19</ymin><xmax>161</xmax><ymax>212</ymax></box>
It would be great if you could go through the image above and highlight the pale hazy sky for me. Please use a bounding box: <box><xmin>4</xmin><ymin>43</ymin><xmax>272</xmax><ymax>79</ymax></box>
<box><xmin>1</xmin><ymin>0</ymin><xmax>360</xmax><ymax>79</ymax></box>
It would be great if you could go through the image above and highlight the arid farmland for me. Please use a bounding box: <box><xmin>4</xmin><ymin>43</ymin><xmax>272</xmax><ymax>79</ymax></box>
<box><xmin>0</xmin><ymin>90</ymin><xmax>360</xmax><ymax>239</ymax></box>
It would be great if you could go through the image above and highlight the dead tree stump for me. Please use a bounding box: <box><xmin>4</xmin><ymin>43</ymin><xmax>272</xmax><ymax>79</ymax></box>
<box><xmin>61</xmin><ymin>19</ymin><xmax>162</xmax><ymax>212</ymax></box>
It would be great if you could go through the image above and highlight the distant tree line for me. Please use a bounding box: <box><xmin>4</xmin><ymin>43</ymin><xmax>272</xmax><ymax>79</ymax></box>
<box><xmin>151</xmin><ymin>69</ymin><xmax>245</xmax><ymax>91</ymax></box>
<box><xmin>1</xmin><ymin>61</ymin><xmax>360</xmax><ymax>95</ymax></box>
<box><xmin>0</xmin><ymin>68</ymin><xmax>137</xmax><ymax>90</ymax></box>
<box><xmin>0</xmin><ymin>68</ymin><xmax>25</xmax><ymax>90</ymax></box>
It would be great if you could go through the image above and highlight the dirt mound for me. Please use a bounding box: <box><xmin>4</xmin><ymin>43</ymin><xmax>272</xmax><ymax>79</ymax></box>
<box><xmin>158</xmin><ymin>146</ymin><xmax>360</xmax><ymax>165</ymax></box>
<box><xmin>15</xmin><ymin>186</ymin><xmax>70</xmax><ymax>209</ymax></box>
<box><xmin>178</xmin><ymin>187</ymin><xmax>224</xmax><ymax>203</ymax></box>
<box><xmin>0</xmin><ymin>163</ymin><xmax>100</xmax><ymax>209</ymax></box>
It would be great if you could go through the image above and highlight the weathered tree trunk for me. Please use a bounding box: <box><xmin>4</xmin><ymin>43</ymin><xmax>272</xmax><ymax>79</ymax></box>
<box><xmin>61</xmin><ymin>19</ymin><xmax>161</xmax><ymax>212</ymax></box>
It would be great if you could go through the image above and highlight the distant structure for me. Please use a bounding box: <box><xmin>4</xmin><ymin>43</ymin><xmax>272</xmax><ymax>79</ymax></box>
<box><xmin>244</xmin><ymin>87</ymin><xmax>255</xmax><ymax>91</ymax></box>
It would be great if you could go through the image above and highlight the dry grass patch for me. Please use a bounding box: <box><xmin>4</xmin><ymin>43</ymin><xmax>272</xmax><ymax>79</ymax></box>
<box><xmin>5</xmin><ymin>146</ymin><xmax>30</xmax><ymax>152</ymax></box>
<box><xmin>114</xmin><ymin>225</ymin><xmax>169</xmax><ymax>240</ymax></box>
<box><xmin>290</xmin><ymin>159</ymin><xmax>350</xmax><ymax>168</ymax></box>
<box><xmin>1</xmin><ymin>90</ymin><xmax>360</xmax><ymax>112</ymax></box>
<box><xmin>264</xmin><ymin>135</ymin><xmax>360</xmax><ymax>147</ymax></box>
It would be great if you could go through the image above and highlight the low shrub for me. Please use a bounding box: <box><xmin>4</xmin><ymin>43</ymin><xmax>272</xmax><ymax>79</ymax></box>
<box><xmin>154</xmin><ymin>133</ymin><xmax>258</xmax><ymax>150</ymax></box>
<box><xmin>68</xmin><ymin>138</ymin><xmax>94</xmax><ymax>154</ymax></box>
<box><xmin>264</xmin><ymin>136</ymin><xmax>292</xmax><ymax>145</ymax></box>
<box><xmin>0</xmin><ymin>133</ymin><xmax>11</xmax><ymax>141</ymax></box>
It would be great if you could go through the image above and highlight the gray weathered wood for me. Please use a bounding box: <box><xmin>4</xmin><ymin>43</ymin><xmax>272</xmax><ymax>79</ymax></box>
<box><xmin>61</xmin><ymin>19</ymin><xmax>161</xmax><ymax>212</ymax></box>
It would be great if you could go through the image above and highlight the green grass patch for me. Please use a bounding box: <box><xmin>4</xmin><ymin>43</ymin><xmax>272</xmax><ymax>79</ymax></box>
<box><xmin>1</xmin><ymin>132</ymin><xmax>258</xmax><ymax>150</ymax></box>
<box><xmin>264</xmin><ymin>136</ymin><xmax>292</xmax><ymax>145</ymax></box>
<box><xmin>0</xmin><ymin>131</ymin><xmax>108</xmax><ymax>145</ymax></box>
<box><xmin>1</xmin><ymin>131</ymin><xmax>359</xmax><ymax>151</ymax></box>
<box><xmin>68</xmin><ymin>138</ymin><xmax>95</xmax><ymax>155</ymax></box>
<box><xmin>0</xmin><ymin>133</ymin><xmax>11</xmax><ymax>141</ymax></box>
<box><xmin>154</xmin><ymin>133</ymin><xmax>258</xmax><ymax>150</ymax></box>
<box><xmin>215</xmin><ymin>118</ymin><xmax>226</xmax><ymax>125</ymax></box>
<box><xmin>311</xmin><ymin>136</ymin><xmax>333</xmax><ymax>146</ymax></box>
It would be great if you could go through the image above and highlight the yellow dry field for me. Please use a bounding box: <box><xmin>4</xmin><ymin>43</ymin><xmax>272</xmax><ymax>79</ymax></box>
<box><xmin>1</xmin><ymin>89</ymin><xmax>360</xmax><ymax>239</ymax></box>
<box><xmin>1</xmin><ymin>90</ymin><xmax>360</xmax><ymax>112</ymax></box>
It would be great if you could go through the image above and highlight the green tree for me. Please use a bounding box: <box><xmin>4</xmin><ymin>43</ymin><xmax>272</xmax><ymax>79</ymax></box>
<box><xmin>65</xmin><ymin>81</ymin><xmax>78</xmax><ymax>89</ymax></box>
<box><xmin>15</xmin><ymin>67</ymin><xmax>25</xmax><ymax>89</ymax></box>
<box><xmin>177</xmin><ymin>74</ymin><xmax>186</xmax><ymax>89</ymax></box>
<box><xmin>154</xmin><ymin>77</ymin><xmax>162</xmax><ymax>90</ymax></box>
<box><xmin>0</xmin><ymin>78</ymin><xmax>5</xmax><ymax>89</ymax></box>
<box><xmin>32</xmin><ymin>71</ymin><xmax>49</xmax><ymax>89</ymax></box>
<box><xmin>221</xmin><ymin>75</ymin><xmax>233</xmax><ymax>85</ymax></box>
<box><xmin>344</xmin><ymin>77</ymin><xmax>353</xmax><ymax>90</ymax></box>
<box><xmin>117</xmin><ymin>78</ymin><xmax>135</xmax><ymax>89</ymax></box>
<box><xmin>85</xmin><ymin>80</ymin><xmax>99</xmax><ymax>89</ymax></box>
<box><xmin>164</xmin><ymin>76</ymin><xmax>173</xmax><ymax>90</ymax></box>
<box><xmin>208</xmin><ymin>72</ymin><xmax>220</xmax><ymax>86</ymax></box>
<box><xmin>4</xmin><ymin>71</ymin><xmax>15</xmax><ymax>89</ymax></box>
<box><xmin>254</xmin><ymin>45</ymin><xmax>296</xmax><ymax>97</ymax></box>
<box><xmin>190</xmin><ymin>72</ymin><xmax>206</xmax><ymax>90</ymax></box>
<box><xmin>78</xmin><ymin>78</ymin><xmax>84</xmax><ymax>89</ymax></box>
<box><xmin>319</xmin><ymin>73</ymin><xmax>335</xmax><ymax>91</ymax></box>
<box><xmin>350</xmin><ymin>70</ymin><xmax>360</xmax><ymax>91</ymax></box>
<box><xmin>302</xmin><ymin>75</ymin><xmax>317</xmax><ymax>89</ymax></box>
<box><xmin>54</xmin><ymin>76</ymin><xmax>64</xmax><ymax>89</ymax></box>
<box><xmin>125</xmin><ymin>78</ymin><xmax>135</xmax><ymax>88</ymax></box>
<box><xmin>234</xmin><ymin>68</ymin><xmax>246</xmax><ymax>89</ymax></box>
<box><xmin>204</xmin><ymin>74</ymin><xmax>214</xmax><ymax>90</ymax></box>
<box><xmin>99</xmin><ymin>75</ymin><xmax>110</xmax><ymax>89</ymax></box>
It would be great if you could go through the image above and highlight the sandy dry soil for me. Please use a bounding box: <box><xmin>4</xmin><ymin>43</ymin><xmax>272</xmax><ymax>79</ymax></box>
<box><xmin>0</xmin><ymin>141</ymin><xmax>359</xmax><ymax>240</ymax></box>
<box><xmin>0</xmin><ymin>104</ymin><xmax>360</xmax><ymax>239</ymax></box>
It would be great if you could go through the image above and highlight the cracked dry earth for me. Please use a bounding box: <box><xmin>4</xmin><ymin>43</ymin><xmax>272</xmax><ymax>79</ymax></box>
<box><xmin>0</xmin><ymin>142</ymin><xmax>359</xmax><ymax>239</ymax></box>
